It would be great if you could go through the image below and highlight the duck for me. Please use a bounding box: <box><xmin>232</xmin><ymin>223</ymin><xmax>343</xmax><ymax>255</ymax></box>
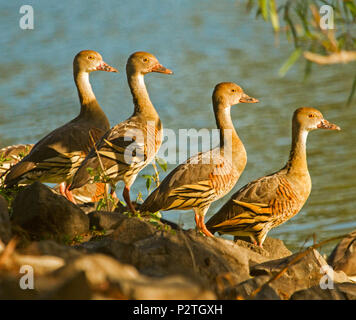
<box><xmin>141</xmin><ymin>82</ymin><xmax>259</xmax><ymax>236</ymax></box>
<box><xmin>206</xmin><ymin>107</ymin><xmax>340</xmax><ymax>246</ymax></box>
<box><xmin>0</xmin><ymin>143</ymin><xmax>107</xmax><ymax>204</ymax></box>
<box><xmin>69</xmin><ymin>51</ymin><xmax>173</xmax><ymax>212</ymax></box>
<box><xmin>3</xmin><ymin>50</ymin><xmax>118</xmax><ymax>203</ymax></box>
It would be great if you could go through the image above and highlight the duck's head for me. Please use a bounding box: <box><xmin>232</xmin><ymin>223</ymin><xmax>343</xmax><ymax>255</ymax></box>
<box><xmin>126</xmin><ymin>51</ymin><xmax>173</xmax><ymax>75</ymax></box>
<box><xmin>213</xmin><ymin>82</ymin><xmax>259</xmax><ymax>107</ymax></box>
<box><xmin>73</xmin><ymin>50</ymin><xmax>118</xmax><ymax>73</ymax></box>
<box><xmin>293</xmin><ymin>107</ymin><xmax>340</xmax><ymax>132</ymax></box>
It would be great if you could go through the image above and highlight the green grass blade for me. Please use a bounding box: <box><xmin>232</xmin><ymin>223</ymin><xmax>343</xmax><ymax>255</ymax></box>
<box><xmin>269</xmin><ymin>0</ymin><xmax>280</xmax><ymax>32</ymax></box>
<box><xmin>278</xmin><ymin>47</ymin><xmax>302</xmax><ymax>77</ymax></box>
<box><xmin>346</xmin><ymin>72</ymin><xmax>356</xmax><ymax>107</ymax></box>
<box><xmin>259</xmin><ymin>0</ymin><xmax>268</xmax><ymax>20</ymax></box>
<box><xmin>155</xmin><ymin>156</ymin><xmax>168</xmax><ymax>172</ymax></box>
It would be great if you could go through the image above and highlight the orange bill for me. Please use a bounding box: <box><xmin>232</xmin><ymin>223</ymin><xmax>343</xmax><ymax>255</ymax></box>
<box><xmin>239</xmin><ymin>93</ymin><xmax>259</xmax><ymax>103</ymax></box>
<box><xmin>151</xmin><ymin>63</ymin><xmax>173</xmax><ymax>74</ymax></box>
<box><xmin>317</xmin><ymin>119</ymin><xmax>340</xmax><ymax>130</ymax></box>
<box><xmin>96</xmin><ymin>61</ymin><xmax>118</xmax><ymax>72</ymax></box>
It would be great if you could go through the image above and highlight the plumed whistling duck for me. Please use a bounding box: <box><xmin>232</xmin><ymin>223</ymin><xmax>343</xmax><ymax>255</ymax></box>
<box><xmin>69</xmin><ymin>52</ymin><xmax>172</xmax><ymax>212</ymax></box>
<box><xmin>4</xmin><ymin>50</ymin><xmax>118</xmax><ymax>203</ymax></box>
<box><xmin>141</xmin><ymin>82</ymin><xmax>258</xmax><ymax>237</ymax></box>
<box><xmin>206</xmin><ymin>107</ymin><xmax>340</xmax><ymax>246</ymax></box>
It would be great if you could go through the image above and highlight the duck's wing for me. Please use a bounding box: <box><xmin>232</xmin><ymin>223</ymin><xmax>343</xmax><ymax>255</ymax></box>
<box><xmin>206</xmin><ymin>171</ymin><xmax>301</xmax><ymax>233</ymax></box>
<box><xmin>4</xmin><ymin>122</ymin><xmax>106</xmax><ymax>186</ymax></box>
<box><xmin>71</xmin><ymin>117</ymin><xmax>159</xmax><ymax>189</ymax></box>
<box><xmin>142</xmin><ymin>149</ymin><xmax>237</xmax><ymax>212</ymax></box>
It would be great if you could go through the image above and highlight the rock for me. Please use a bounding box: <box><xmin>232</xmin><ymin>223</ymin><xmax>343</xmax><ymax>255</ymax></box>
<box><xmin>19</xmin><ymin>240</ymin><xmax>82</xmax><ymax>261</ymax></box>
<box><xmin>77</xmin><ymin>213</ymin><xmax>291</xmax><ymax>298</ymax></box>
<box><xmin>0</xmin><ymin>243</ymin><xmax>65</xmax><ymax>276</ymax></box>
<box><xmin>291</xmin><ymin>282</ymin><xmax>356</xmax><ymax>300</ymax></box>
<box><xmin>234</xmin><ymin>237</ymin><xmax>292</xmax><ymax>260</ymax></box>
<box><xmin>0</xmin><ymin>275</ymin><xmax>40</xmax><ymax>299</ymax></box>
<box><xmin>0</xmin><ymin>250</ymin><xmax>214</xmax><ymax>299</ymax></box>
<box><xmin>53</xmin><ymin>253</ymin><xmax>139</xmax><ymax>286</ymax></box>
<box><xmin>52</xmin><ymin>253</ymin><xmax>215</xmax><ymax>299</ymax></box>
<box><xmin>2</xmin><ymin>202</ymin><xmax>353</xmax><ymax>300</ymax></box>
<box><xmin>228</xmin><ymin>275</ymin><xmax>281</xmax><ymax>300</ymax></box>
<box><xmin>11</xmin><ymin>182</ymin><xmax>89</xmax><ymax>241</ymax></box>
<box><xmin>116</xmin><ymin>275</ymin><xmax>215</xmax><ymax>300</ymax></box>
<box><xmin>7</xmin><ymin>254</ymin><xmax>65</xmax><ymax>276</ymax></box>
<box><xmin>0</xmin><ymin>258</ymin><xmax>90</xmax><ymax>299</ymax></box>
<box><xmin>41</xmin><ymin>271</ymin><xmax>92</xmax><ymax>300</ymax></box>
<box><xmin>75</xmin><ymin>237</ymin><xmax>133</xmax><ymax>265</ymax></box>
<box><xmin>88</xmin><ymin>211</ymin><xmax>127</xmax><ymax>231</ymax></box>
<box><xmin>129</xmin><ymin>227</ymin><xmax>291</xmax><ymax>289</ymax></box>
<box><xmin>0</xmin><ymin>195</ymin><xmax>11</xmax><ymax>243</ymax></box>
<box><xmin>88</xmin><ymin>210</ymin><xmax>180</xmax><ymax>236</ymax></box>
<box><xmin>224</xmin><ymin>248</ymin><xmax>351</xmax><ymax>300</ymax></box>
<box><xmin>77</xmin><ymin>203</ymin><xmax>96</xmax><ymax>215</ymax></box>
<box><xmin>111</xmin><ymin>216</ymin><xmax>158</xmax><ymax>244</ymax></box>
<box><xmin>328</xmin><ymin>229</ymin><xmax>356</xmax><ymax>278</ymax></box>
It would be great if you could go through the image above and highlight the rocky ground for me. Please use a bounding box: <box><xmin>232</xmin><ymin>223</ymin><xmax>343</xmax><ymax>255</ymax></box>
<box><xmin>0</xmin><ymin>182</ymin><xmax>355</xmax><ymax>300</ymax></box>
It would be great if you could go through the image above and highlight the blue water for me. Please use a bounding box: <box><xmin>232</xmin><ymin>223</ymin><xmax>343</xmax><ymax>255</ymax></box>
<box><xmin>1</xmin><ymin>0</ymin><xmax>355</xmax><ymax>252</ymax></box>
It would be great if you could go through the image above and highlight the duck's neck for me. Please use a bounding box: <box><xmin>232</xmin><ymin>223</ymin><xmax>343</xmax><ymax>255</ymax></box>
<box><xmin>213</xmin><ymin>97</ymin><xmax>243</xmax><ymax>160</ymax></box>
<box><xmin>74</xmin><ymin>70</ymin><xmax>109</xmax><ymax>129</ymax></box>
<box><xmin>285</xmin><ymin>125</ymin><xmax>309</xmax><ymax>174</ymax></box>
<box><xmin>127</xmin><ymin>71</ymin><xmax>158</xmax><ymax>121</ymax></box>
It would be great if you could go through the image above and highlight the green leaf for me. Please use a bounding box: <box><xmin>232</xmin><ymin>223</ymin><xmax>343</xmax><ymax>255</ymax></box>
<box><xmin>96</xmin><ymin>198</ymin><xmax>105</xmax><ymax>211</ymax></box>
<box><xmin>278</xmin><ymin>48</ymin><xmax>302</xmax><ymax>77</ymax></box>
<box><xmin>304</xmin><ymin>55</ymin><xmax>312</xmax><ymax>81</ymax></box>
<box><xmin>150</xmin><ymin>211</ymin><xmax>162</xmax><ymax>220</ymax></box>
<box><xmin>346</xmin><ymin>2</ymin><xmax>356</xmax><ymax>16</ymax></box>
<box><xmin>146</xmin><ymin>177</ymin><xmax>152</xmax><ymax>191</ymax></box>
<box><xmin>259</xmin><ymin>0</ymin><xmax>268</xmax><ymax>21</ymax></box>
<box><xmin>347</xmin><ymin>73</ymin><xmax>356</xmax><ymax>107</ymax></box>
<box><xmin>269</xmin><ymin>0</ymin><xmax>279</xmax><ymax>32</ymax></box>
<box><xmin>149</xmin><ymin>217</ymin><xmax>158</xmax><ymax>224</ymax></box>
<box><xmin>155</xmin><ymin>157</ymin><xmax>167</xmax><ymax>172</ymax></box>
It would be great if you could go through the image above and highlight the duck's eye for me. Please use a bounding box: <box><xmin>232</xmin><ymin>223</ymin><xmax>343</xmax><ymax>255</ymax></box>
<box><xmin>308</xmin><ymin>114</ymin><xmax>314</xmax><ymax>118</ymax></box>
<box><xmin>231</xmin><ymin>89</ymin><xmax>236</xmax><ymax>93</ymax></box>
<box><xmin>143</xmin><ymin>58</ymin><xmax>149</xmax><ymax>63</ymax></box>
<box><xmin>88</xmin><ymin>56</ymin><xmax>94</xmax><ymax>60</ymax></box>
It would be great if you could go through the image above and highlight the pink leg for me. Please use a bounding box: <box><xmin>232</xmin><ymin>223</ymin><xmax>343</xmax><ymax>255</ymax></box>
<box><xmin>123</xmin><ymin>185</ymin><xmax>136</xmax><ymax>213</ymax></box>
<box><xmin>199</xmin><ymin>215</ymin><xmax>214</xmax><ymax>238</ymax></box>
<box><xmin>249</xmin><ymin>236</ymin><xmax>258</xmax><ymax>246</ymax></box>
<box><xmin>195</xmin><ymin>212</ymin><xmax>200</xmax><ymax>229</ymax></box>
<box><xmin>65</xmin><ymin>184</ymin><xmax>77</xmax><ymax>204</ymax></box>
<box><xmin>59</xmin><ymin>182</ymin><xmax>66</xmax><ymax>197</ymax></box>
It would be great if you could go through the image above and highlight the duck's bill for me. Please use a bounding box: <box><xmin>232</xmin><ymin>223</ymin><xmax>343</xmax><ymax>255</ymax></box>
<box><xmin>96</xmin><ymin>62</ymin><xmax>118</xmax><ymax>72</ymax></box>
<box><xmin>239</xmin><ymin>93</ymin><xmax>259</xmax><ymax>103</ymax></box>
<box><xmin>151</xmin><ymin>63</ymin><xmax>173</xmax><ymax>74</ymax></box>
<box><xmin>317</xmin><ymin>119</ymin><xmax>341</xmax><ymax>130</ymax></box>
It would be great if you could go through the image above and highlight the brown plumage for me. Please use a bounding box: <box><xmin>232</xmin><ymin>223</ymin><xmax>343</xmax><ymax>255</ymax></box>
<box><xmin>69</xmin><ymin>52</ymin><xmax>173</xmax><ymax>212</ymax></box>
<box><xmin>0</xmin><ymin>144</ymin><xmax>106</xmax><ymax>203</ymax></box>
<box><xmin>206</xmin><ymin>107</ymin><xmax>340</xmax><ymax>246</ymax></box>
<box><xmin>141</xmin><ymin>82</ymin><xmax>259</xmax><ymax>237</ymax></box>
<box><xmin>3</xmin><ymin>50</ymin><xmax>117</xmax><ymax>203</ymax></box>
<box><xmin>0</xmin><ymin>142</ymin><xmax>108</xmax><ymax>205</ymax></box>
<box><xmin>0</xmin><ymin>144</ymin><xmax>33</xmax><ymax>177</ymax></box>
